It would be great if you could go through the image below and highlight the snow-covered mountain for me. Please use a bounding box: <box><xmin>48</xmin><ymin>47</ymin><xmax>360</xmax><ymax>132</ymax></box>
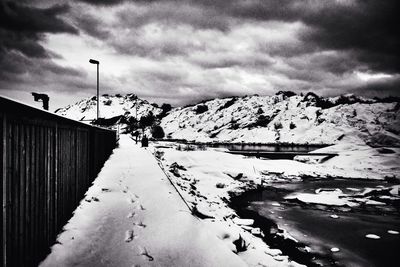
<box><xmin>55</xmin><ymin>93</ymin><xmax>162</xmax><ymax>124</ymax></box>
<box><xmin>55</xmin><ymin>92</ymin><xmax>400</xmax><ymax>146</ymax></box>
<box><xmin>161</xmin><ymin>92</ymin><xmax>400</xmax><ymax>146</ymax></box>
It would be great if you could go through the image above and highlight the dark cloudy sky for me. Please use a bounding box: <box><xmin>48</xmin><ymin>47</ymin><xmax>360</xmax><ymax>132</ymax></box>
<box><xmin>1</xmin><ymin>0</ymin><xmax>399</xmax><ymax>110</ymax></box>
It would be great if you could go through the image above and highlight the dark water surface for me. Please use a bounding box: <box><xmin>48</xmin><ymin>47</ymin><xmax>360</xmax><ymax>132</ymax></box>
<box><xmin>239</xmin><ymin>179</ymin><xmax>400</xmax><ymax>267</ymax></box>
<box><xmin>208</xmin><ymin>143</ymin><xmax>326</xmax><ymax>152</ymax></box>
<box><xmin>158</xmin><ymin>140</ymin><xmax>328</xmax><ymax>152</ymax></box>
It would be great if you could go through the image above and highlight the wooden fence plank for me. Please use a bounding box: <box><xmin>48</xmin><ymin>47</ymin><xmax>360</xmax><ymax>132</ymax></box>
<box><xmin>2</xmin><ymin>115</ymin><xmax>7</xmax><ymax>267</ymax></box>
<box><xmin>19</xmin><ymin>124</ymin><xmax>25</xmax><ymax>266</ymax></box>
<box><xmin>5</xmin><ymin>123</ymin><xmax>12</xmax><ymax>267</ymax></box>
<box><xmin>25</xmin><ymin>124</ymin><xmax>31</xmax><ymax>265</ymax></box>
<box><xmin>12</xmin><ymin>123</ymin><xmax>19</xmax><ymax>266</ymax></box>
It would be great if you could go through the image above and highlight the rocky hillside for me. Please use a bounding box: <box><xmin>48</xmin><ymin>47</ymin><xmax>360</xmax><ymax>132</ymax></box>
<box><xmin>161</xmin><ymin>92</ymin><xmax>400</xmax><ymax>146</ymax></box>
<box><xmin>55</xmin><ymin>92</ymin><xmax>400</xmax><ymax>146</ymax></box>
<box><xmin>55</xmin><ymin>93</ymin><xmax>162</xmax><ymax>122</ymax></box>
<box><xmin>55</xmin><ymin>93</ymin><xmax>173</xmax><ymax>136</ymax></box>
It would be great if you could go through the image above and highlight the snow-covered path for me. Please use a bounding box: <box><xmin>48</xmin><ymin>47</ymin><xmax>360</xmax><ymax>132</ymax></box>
<box><xmin>40</xmin><ymin>135</ymin><xmax>247</xmax><ymax>267</ymax></box>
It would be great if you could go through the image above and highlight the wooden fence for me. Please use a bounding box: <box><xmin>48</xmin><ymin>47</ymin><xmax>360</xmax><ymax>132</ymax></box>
<box><xmin>0</xmin><ymin>96</ymin><xmax>116</xmax><ymax>266</ymax></box>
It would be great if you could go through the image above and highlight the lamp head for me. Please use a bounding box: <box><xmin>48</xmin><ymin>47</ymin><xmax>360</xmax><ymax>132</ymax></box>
<box><xmin>89</xmin><ymin>59</ymin><xmax>99</xmax><ymax>64</ymax></box>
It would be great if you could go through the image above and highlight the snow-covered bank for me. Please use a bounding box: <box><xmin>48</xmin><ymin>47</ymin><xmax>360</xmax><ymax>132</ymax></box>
<box><xmin>151</xmin><ymin>141</ymin><xmax>399</xmax><ymax>266</ymax></box>
<box><xmin>152</xmin><ymin>146</ymin><xmax>307</xmax><ymax>267</ymax></box>
<box><xmin>301</xmin><ymin>143</ymin><xmax>400</xmax><ymax>179</ymax></box>
<box><xmin>40</xmin><ymin>135</ymin><xmax>247</xmax><ymax>267</ymax></box>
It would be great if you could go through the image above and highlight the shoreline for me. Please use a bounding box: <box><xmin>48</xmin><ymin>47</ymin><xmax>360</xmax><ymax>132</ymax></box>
<box><xmin>228</xmin><ymin>187</ymin><xmax>340</xmax><ymax>267</ymax></box>
<box><xmin>153</xmin><ymin>139</ymin><xmax>334</xmax><ymax>147</ymax></box>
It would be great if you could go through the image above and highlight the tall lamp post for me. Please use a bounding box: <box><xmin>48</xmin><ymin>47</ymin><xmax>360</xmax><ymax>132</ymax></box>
<box><xmin>89</xmin><ymin>59</ymin><xmax>100</xmax><ymax>120</ymax></box>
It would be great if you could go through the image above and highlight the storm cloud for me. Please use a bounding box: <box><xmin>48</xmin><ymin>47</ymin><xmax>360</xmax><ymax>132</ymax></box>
<box><xmin>0</xmin><ymin>0</ymin><xmax>93</xmax><ymax>109</ymax></box>
<box><xmin>0</xmin><ymin>0</ymin><xmax>77</xmax><ymax>57</ymax></box>
<box><xmin>1</xmin><ymin>0</ymin><xmax>399</xmax><ymax>110</ymax></box>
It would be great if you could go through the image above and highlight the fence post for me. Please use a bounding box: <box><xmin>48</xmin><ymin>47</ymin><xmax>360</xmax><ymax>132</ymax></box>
<box><xmin>54</xmin><ymin>123</ymin><xmax>58</xmax><ymax>234</ymax></box>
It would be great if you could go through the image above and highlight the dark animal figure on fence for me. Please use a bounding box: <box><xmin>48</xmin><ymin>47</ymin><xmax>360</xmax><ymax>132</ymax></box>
<box><xmin>32</xmin><ymin>92</ymin><xmax>49</xmax><ymax>110</ymax></box>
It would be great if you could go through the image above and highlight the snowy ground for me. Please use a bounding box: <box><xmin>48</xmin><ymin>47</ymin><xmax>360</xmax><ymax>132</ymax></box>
<box><xmin>40</xmin><ymin>135</ymin><xmax>399</xmax><ymax>267</ymax></box>
<box><xmin>150</xmin><ymin>140</ymin><xmax>399</xmax><ymax>265</ymax></box>
<box><xmin>40</xmin><ymin>135</ymin><xmax>249</xmax><ymax>267</ymax></box>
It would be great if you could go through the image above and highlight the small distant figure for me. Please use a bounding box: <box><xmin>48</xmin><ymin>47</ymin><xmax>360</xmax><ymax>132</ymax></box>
<box><xmin>132</xmin><ymin>130</ymin><xmax>140</xmax><ymax>144</ymax></box>
<box><xmin>141</xmin><ymin>134</ymin><xmax>148</xmax><ymax>147</ymax></box>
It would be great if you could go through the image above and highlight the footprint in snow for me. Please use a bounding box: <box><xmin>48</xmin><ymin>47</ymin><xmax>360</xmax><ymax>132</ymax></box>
<box><xmin>138</xmin><ymin>247</ymin><xmax>154</xmax><ymax>261</ymax></box>
<box><xmin>125</xmin><ymin>230</ymin><xmax>137</xmax><ymax>242</ymax></box>
<box><xmin>129</xmin><ymin>194</ymin><xmax>138</xmax><ymax>201</ymax></box>
<box><xmin>133</xmin><ymin>221</ymin><xmax>146</xmax><ymax>228</ymax></box>
<box><xmin>85</xmin><ymin>196</ymin><xmax>99</xmax><ymax>202</ymax></box>
<box><xmin>127</xmin><ymin>197</ymin><xmax>136</xmax><ymax>204</ymax></box>
<box><xmin>127</xmin><ymin>212</ymin><xmax>136</xmax><ymax>218</ymax></box>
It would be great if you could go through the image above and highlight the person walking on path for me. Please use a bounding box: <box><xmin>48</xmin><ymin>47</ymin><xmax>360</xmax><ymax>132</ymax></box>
<box><xmin>141</xmin><ymin>134</ymin><xmax>148</xmax><ymax>147</ymax></box>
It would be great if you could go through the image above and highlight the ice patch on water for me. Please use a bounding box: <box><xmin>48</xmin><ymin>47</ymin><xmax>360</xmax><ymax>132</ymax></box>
<box><xmin>365</xmin><ymin>200</ymin><xmax>385</xmax><ymax>205</ymax></box>
<box><xmin>233</xmin><ymin>218</ymin><xmax>254</xmax><ymax>226</ymax></box>
<box><xmin>330</xmin><ymin>247</ymin><xmax>340</xmax><ymax>252</ymax></box>
<box><xmin>365</xmin><ymin>234</ymin><xmax>380</xmax><ymax>239</ymax></box>
<box><xmin>315</xmin><ymin>188</ymin><xmax>342</xmax><ymax>194</ymax></box>
<box><xmin>285</xmin><ymin>189</ymin><xmax>357</xmax><ymax>207</ymax></box>
<box><xmin>346</xmin><ymin>187</ymin><xmax>361</xmax><ymax>192</ymax></box>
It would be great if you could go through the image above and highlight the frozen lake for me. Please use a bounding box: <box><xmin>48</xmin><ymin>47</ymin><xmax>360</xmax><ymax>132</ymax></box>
<box><xmin>234</xmin><ymin>179</ymin><xmax>400</xmax><ymax>267</ymax></box>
